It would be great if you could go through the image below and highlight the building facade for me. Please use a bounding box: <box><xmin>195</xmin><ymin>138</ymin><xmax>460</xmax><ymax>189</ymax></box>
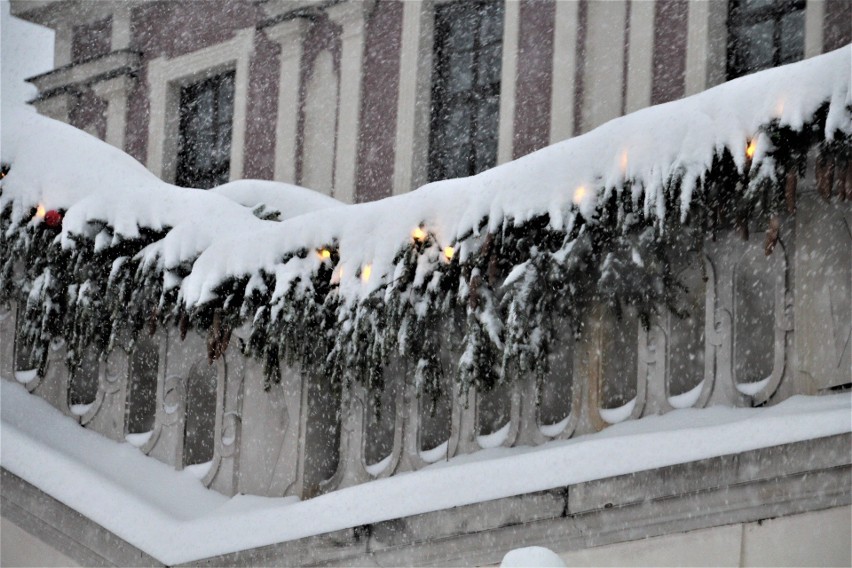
<box><xmin>12</xmin><ymin>0</ymin><xmax>851</xmax><ymax>202</ymax></box>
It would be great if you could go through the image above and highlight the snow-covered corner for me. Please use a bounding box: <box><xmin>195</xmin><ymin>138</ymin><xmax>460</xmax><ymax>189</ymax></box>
<box><xmin>1</xmin><ymin>379</ymin><xmax>849</xmax><ymax>565</ymax></box>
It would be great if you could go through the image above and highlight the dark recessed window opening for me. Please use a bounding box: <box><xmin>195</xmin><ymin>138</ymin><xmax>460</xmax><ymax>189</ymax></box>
<box><xmin>175</xmin><ymin>71</ymin><xmax>235</xmax><ymax>189</ymax></box>
<box><xmin>428</xmin><ymin>0</ymin><xmax>504</xmax><ymax>182</ymax></box>
<box><xmin>727</xmin><ymin>0</ymin><xmax>806</xmax><ymax>80</ymax></box>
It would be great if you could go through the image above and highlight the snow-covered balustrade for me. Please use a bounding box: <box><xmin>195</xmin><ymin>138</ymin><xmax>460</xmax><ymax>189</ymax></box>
<box><xmin>1</xmin><ymin>47</ymin><xmax>850</xmax><ymax>500</ymax></box>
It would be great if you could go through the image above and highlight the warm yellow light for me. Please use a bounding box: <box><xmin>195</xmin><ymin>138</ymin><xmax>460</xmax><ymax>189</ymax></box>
<box><xmin>35</xmin><ymin>204</ymin><xmax>46</xmax><ymax>219</ymax></box>
<box><xmin>318</xmin><ymin>248</ymin><xmax>331</xmax><ymax>260</ymax></box>
<box><xmin>572</xmin><ymin>185</ymin><xmax>587</xmax><ymax>206</ymax></box>
<box><xmin>443</xmin><ymin>246</ymin><xmax>455</xmax><ymax>260</ymax></box>
<box><xmin>619</xmin><ymin>150</ymin><xmax>629</xmax><ymax>173</ymax></box>
<box><xmin>361</xmin><ymin>264</ymin><xmax>372</xmax><ymax>282</ymax></box>
<box><xmin>746</xmin><ymin>139</ymin><xmax>757</xmax><ymax>159</ymax></box>
<box><xmin>412</xmin><ymin>226</ymin><xmax>427</xmax><ymax>241</ymax></box>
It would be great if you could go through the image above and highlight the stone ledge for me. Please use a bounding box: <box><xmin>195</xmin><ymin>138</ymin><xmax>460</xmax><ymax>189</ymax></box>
<box><xmin>186</xmin><ymin>433</ymin><xmax>851</xmax><ymax>567</ymax></box>
<box><xmin>3</xmin><ymin>433</ymin><xmax>849</xmax><ymax>567</ymax></box>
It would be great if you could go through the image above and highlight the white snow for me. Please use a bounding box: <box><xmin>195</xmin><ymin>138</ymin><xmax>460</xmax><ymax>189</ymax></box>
<box><xmin>478</xmin><ymin>421</ymin><xmax>512</xmax><ymax>448</ymax></box>
<box><xmin>2</xmin><ymin>378</ymin><xmax>849</xmax><ymax>565</ymax></box>
<box><xmin>540</xmin><ymin>415</ymin><xmax>570</xmax><ymax>437</ymax></box>
<box><xmin>125</xmin><ymin>431</ymin><xmax>154</xmax><ymax>447</ymax></box>
<box><xmin>70</xmin><ymin>402</ymin><xmax>94</xmax><ymax>416</ymax></box>
<box><xmin>669</xmin><ymin>380</ymin><xmax>705</xmax><ymax>409</ymax></box>
<box><xmin>13</xmin><ymin>369</ymin><xmax>38</xmax><ymax>384</ymax></box>
<box><xmin>736</xmin><ymin>377</ymin><xmax>772</xmax><ymax>396</ymax></box>
<box><xmin>2</xmin><ymin>48</ymin><xmax>849</xmax><ymax>311</ymax></box>
<box><xmin>600</xmin><ymin>397</ymin><xmax>637</xmax><ymax>424</ymax></box>
<box><xmin>365</xmin><ymin>454</ymin><xmax>393</xmax><ymax>476</ymax></box>
<box><xmin>420</xmin><ymin>440</ymin><xmax>450</xmax><ymax>463</ymax></box>
<box><xmin>501</xmin><ymin>546</ymin><xmax>566</xmax><ymax>567</ymax></box>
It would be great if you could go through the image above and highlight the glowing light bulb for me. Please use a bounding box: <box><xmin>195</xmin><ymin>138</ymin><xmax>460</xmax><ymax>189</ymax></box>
<box><xmin>412</xmin><ymin>226</ymin><xmax>427</xmax><ymax>241</ymax></box>
<box><xmin>318</xmin><ymin>248</ymin><xmax>331</xmax><ymax>260</ymax></box>
<box><xmin>35</xmin><ymin>204</ymin><xmax>46</xmax><ymax>219</ymax></box>
<box><xmin>572</xmin><ymin>185</ymin><xmax>587</xmax><ymax>206</ymax></box>
<box><xmin>443</xmin><ymin>246</ymin><xmax>455</xmax><ymax>261</ymax></box>
<box><xmin>746</xmin><ymin>139</ymin><xmax>757</xmax><ymax>159</ymax></box>
<box><xmin>361</xmin><ymin>264</ymin><xmax>372</xmax><ymax>282</ymax></box>
<box><xmin>619</xmin><ymin>150</ymin><xmax>629</xmax><ymax>173</ymax></box>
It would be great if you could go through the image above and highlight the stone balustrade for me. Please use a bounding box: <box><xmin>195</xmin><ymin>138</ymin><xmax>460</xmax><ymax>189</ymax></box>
<box><xmin>1</xmin><ymin>178</ymin><xmax>849</xmax><ymax>501</ymax></box>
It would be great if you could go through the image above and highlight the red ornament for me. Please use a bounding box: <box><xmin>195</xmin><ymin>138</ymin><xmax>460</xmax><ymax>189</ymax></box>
<box><xmin>44</xmin><ymin>209</ymin><xmax>62</xmax><ymax>228</ymax></box>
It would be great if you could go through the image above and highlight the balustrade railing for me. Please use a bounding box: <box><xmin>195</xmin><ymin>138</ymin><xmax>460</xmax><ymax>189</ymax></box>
<box><xmin>1</xmin><ymin>180</ymin><xmax>849</xmax><ymax>500</ymax></box>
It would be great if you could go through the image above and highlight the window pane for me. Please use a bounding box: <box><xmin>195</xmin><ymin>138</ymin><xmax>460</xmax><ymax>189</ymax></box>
<box><xmin>740</xmin><ymin>0</ymin><xmax>776</xmax><ymax>12</ymax></box>
<box><xmin>474</xmin><ymin>137</ymin><xmax>497</xmax><ymax>174</ymax></box>
<box><xmin>779</xmin><ymin>11</ymin><xmax>805</xmax><ymax>64</ymax></box>
<box><xmin>446</xmin><ymin>9</ymin><xmax>475</xmax><ymax>52</ymax></box>
<box><xmin>740</xmin><ymin>20</ymin><xmax>774</xmax><ymax>73</ymax></box>
<box><xmin>477</xmin><ymin>43</ymin><xmax>502</xmax><ymax>87</ymax></box>
<box><xmin>479</xmin><ymin>1</ymin><xmax>504</xmax><ymax>46</ymax></box>
<box><xmin>446</xmin><ymin>104</ymin><xmax>472</xmax><ymax>147</ymax></box>
<box><xmin>444</xmin><ymin>145</ymin><xmax>471</xmax><ymax>179</ymax></box>
<box><xmin>447</xmin><ymin>50</ymin><xmax>475</xmax><ymax>94</ymax></box>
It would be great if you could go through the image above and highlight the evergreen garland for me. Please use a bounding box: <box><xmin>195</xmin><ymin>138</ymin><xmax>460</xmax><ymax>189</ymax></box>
<box><xmin>0</xmin><ymin>104</ymin><xmax>849</xmax><ymax>407</ymax></box>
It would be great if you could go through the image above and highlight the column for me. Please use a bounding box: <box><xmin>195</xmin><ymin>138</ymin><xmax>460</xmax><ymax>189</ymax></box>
<box><xmin>91</xmin><ymin>75</ymin><xmax>134</xmax><ymax>150</ymax></box>
<box><xmin>328</xmin><ymin>2</ymin><xmax>367</xmax><ymax>203</ymax></box>
<box><xmin>266</xmin><ymin>19</ymin><xmax>307</xmax><ymax>185</ymax></box>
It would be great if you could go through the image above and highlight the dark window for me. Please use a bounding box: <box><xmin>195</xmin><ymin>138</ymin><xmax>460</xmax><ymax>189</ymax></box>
<box><xmin>727</xmin><ymin>0</ymin><xmax>806</xmax><ymax>79</ymax></box>
<box><xmin>429</xmin><ymin>0</ymin><xmax>504</xmax><ymax>182</ymax></box>
<box><xmin>175</xmin><ymin>72</ymin><xmax>235</xmax><ymax>189</ymax></box>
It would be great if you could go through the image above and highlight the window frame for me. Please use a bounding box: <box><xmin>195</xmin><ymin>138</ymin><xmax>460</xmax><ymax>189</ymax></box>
<box><xmin>146</xmin><ymin>29</ymin><xmax>253</xmax><ymax>185</ymax></box>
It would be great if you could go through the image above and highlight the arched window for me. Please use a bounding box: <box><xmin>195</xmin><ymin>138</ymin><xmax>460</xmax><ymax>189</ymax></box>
<box><xmin>183</xmin><ymin>359</ymin><xmax>218</xmax><ymax>467</ymax></box>
<box><xmin>125</xmin><ymin>337</ymin><xmax>159</xmax><ymax>435</ymax></box>
<box><xmin>69</xmin><ymin>349</ymin><xmax>100</xmax><ymax>414</ymax></box>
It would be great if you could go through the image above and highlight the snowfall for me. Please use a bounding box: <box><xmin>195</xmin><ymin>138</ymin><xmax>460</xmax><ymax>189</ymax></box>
<box><xmin>1</xmin><ymin>40</ymin><xmax>851</xmax><ymax>565</ymax></box>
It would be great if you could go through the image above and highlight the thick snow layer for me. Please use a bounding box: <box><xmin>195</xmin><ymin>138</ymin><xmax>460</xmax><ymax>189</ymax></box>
<box><xmin>2</xmin><ymin>48</ymin><xmax>849</xmax><ymax>309</ymax></box>
<box><xmin>1</xmin><ymin>379</ymin><xmax>849</xmax><ymax>565</ymax></box>
<box><xmin>210</xmin><ymin>180</ymin><xmax>343</xmax><ymax>220</ymax></box>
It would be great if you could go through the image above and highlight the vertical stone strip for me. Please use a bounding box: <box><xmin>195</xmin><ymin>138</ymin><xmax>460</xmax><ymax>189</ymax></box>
<box><xmin>572</xmin><ymin>0</ymin><xmax>587</xmax><ymax>137</ymax></box>
<box><xmin>497</xmin><ymin>0</ymin><xmax>521</xmax><ymax>165</ymax></box>
<box><xmin>625</xmin><ymin>0</ymin><xmax>654</xmax><ymax>111</ymax></box>
<box><xmin>91</xmin><ymin>75</ymin><xmax>134</xmax><ymax>151</ymax></box>
<box><xmin>328</xmin><ymin>2</ymin><xmax>367</xmax><ymax>204</ymax></box>
<box><xmin>512</xmin><ymin>0</ymin><xmax>556</xmax><ymax>160</ymax></box>
<box><xmin>393</xmin><ymin>2</ymin><xmax>433</xmax><ymax>195</ymax></box>
<box><xmin>651</xmin><ymin>0</ymin><xmax>688</xmax><ymax>105</ymax></box>
<box><xmin>804</xmin><ymin>0</ymin><xmax>826</xmax><ymax>58</ymax></box>
<box><xmin>549</xmin><ymin>0</ymin><xmax>578</xmax><ymax>144</ymax></box>
<box><xmin>356</xmin><ymin>1</ymin><xmax>404</xmax><ymax>202</ymax></box>
<box><xmin>267</xmin><ymin>20</ymin><xmax>307</xmax><ymax>185</ymax></box>
<box><xmin>620</xmin><ymin>0</ymin><xmax>632</xmax><ymax>117</ymax></box>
